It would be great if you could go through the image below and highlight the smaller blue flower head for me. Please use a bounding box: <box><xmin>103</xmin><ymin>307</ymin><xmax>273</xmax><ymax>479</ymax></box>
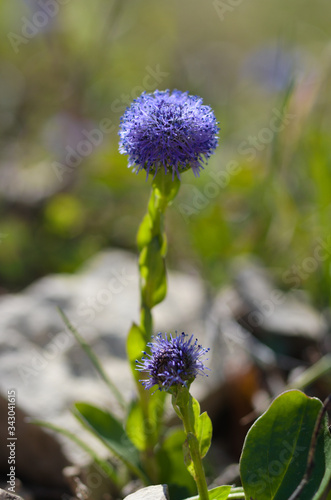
<box><xmin>119</xmin><ymin>90</ymin><xmax>219</xmax><ymax>179</ymax></box>
<box><xmin>136</xmin><ymin>332</ymin><xmax>210</xmax><ymax>392</ymax></box>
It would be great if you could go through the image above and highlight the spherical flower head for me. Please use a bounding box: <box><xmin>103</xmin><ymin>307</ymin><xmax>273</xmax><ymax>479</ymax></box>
<box><xmin>136</xmin><ymin>332</ymin><xmax>210</xmax><ymax>392</ymax></box>
<box><xmin>119</xmin><ymin>90</ymin><xmax>219</xmax><ymax>180</ymax></box>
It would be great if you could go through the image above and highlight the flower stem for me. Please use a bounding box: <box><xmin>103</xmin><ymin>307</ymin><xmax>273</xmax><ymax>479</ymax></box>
<box><xmin>172</xmin><ymin>388</ymin><xmax>210</xmax><ymax>500</ymax></box>
<box><xmin>133</xmin><ymin>171</ymin><xmax>180</xmax><ymax>477</ymax></box>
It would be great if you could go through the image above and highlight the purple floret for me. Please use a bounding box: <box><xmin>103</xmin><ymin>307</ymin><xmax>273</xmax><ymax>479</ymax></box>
<box><xmin>119</xmin><ymin>90</ymin><xmax>219</xmax><ymax>180</ymax></box>
<box><xmin>136</xmin><ymin>332</ymin><xmax>210</xmax><ymax>391</ymax></box>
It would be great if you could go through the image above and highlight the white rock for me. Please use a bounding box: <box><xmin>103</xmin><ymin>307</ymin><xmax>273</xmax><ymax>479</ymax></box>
<box><xmin>0</xmin><ymin>487</ymin><xmax>24</xmax><ymax>499</ymax></box>
<box><xmin>123</xmin><ymin>484</ymin><xmax>169</xmax><ymax>500</ymax></box>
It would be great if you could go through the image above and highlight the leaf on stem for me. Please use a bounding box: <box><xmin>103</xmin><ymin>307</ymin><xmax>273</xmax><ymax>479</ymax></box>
<box><xmin>137</xmin><ymin>213</ymin><xmax>153</xmax><ymax>251</ymax></box>
<box><xmin>127</xmin><ymin>322</ymin><xmax>146</xmax><ymax>373</ymax></box>
<box><xmin>197</xmin><ymin>412</ymin><xmax>213</xmax><ymax>458</ymax></box>
<box><xmin>190</xmin><ymin>395</ymin><xmax>213</xmax><ymax>459</ymax></box>
<box><xmin>139</xmin><ymin>239</ymin><xmax>167</xmax><ymax>308</ymax></box>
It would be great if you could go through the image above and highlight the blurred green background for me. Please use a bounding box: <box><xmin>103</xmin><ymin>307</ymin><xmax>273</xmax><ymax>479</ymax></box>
<box><xmin>1</xmin><ymin>0</ymin><xmax>331</xmax><ymax>307</ymax></box>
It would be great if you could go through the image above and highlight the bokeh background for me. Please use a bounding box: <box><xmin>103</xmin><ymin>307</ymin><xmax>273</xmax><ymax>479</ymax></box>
<box><xmin>1</xmin><ymin>0</ymin><xmax>331</xmax><ymax>305</ymax></box>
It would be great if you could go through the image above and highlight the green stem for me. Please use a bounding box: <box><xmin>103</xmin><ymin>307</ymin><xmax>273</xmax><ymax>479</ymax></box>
<box><xmin>133</xmin><ymin>171</ymin><xmax>180</xmax><ymax>479</ymax></box>
<box><xmin>172</xmin><ymin>388</ymin><xmax>210</xmax><ymax>500</ymax></box>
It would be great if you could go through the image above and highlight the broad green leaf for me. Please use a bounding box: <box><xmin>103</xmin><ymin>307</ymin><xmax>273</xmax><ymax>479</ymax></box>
<box><xmin>240</xmin><ymin>390</ymin><xmax>331</xmax><ymax>500</ymax></box>
<box><xmin>73</xmin><ymin>402</ymin><xmax>148</xmax><ymax>484</ymax></box>
<box><xmin>185</xmin><ymin>485</ymin><xmax>232</xmax><ymax>500</ymax></box>
<box><xmin>198</xmin><ymin>412</ymin><xmax>213</xmax><ymax>458</ymax></box>
<box><xmin>156</xmin><ymin>428</ymin><xmax>196</xmax><ymax>499</ymax></box>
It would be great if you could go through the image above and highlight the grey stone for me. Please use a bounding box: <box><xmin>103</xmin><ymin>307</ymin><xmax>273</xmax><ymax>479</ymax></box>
<box><xmin>0</xmin><ymin>249</ymin><xmax>209</xmax><ymax>467</ymax></box>
<box><xmin>25</xmin><ymin>274</ymin><xmax>82</xmax><ymax>307</ymax></box>
<box><xmin>0</xmin><ymin>294</ymin><xmax>64</xmax><ymax>346</ymax></box>
<box><xmin>0</xmin><ymin>489</ymin><xmax>23</xmax><ymax>500</ymax></box>
<box><xmin>123</xmin><ymin>484</ymin><xmax>169</xmax><ymax>500</ymax></box>
<box><xmin>234</xmin><ymin>263</ymin><xmax>327</xmax><ymax>340</ymax></box>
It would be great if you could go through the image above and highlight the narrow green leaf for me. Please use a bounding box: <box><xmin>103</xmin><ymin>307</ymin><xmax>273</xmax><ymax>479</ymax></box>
<box><xmin>137</xmin><ymin>213</ymin><xmax>153</xmax><ymax>251</ymax></box>
<box><xmin>127</xmin><ymin>322</ymin><xmax>146</xmax><ymax>378</ymax></box>
<box><xmin>58</xmin><ymin>308</ymin><xmax>126</xmax><ymax>410</ymax></box>
<box><xmin>198</xmin><ymin>412</ymin><xmax>213</xmax><ymax>458</ymax></box>
<box><xmin>187</xmin><ymin>396</ymin><xmax>212</xmax><ymax>459</ymax></box>
<box><xmin>183</xmin><ymin>435</ymin><xmax>194</xmax><ymax>477</ymax></box>
<box><xmin>190</xmin><ymin>395</ymin><xmax>200</xmax><ymax>433</ymax></box>
<box><xmin>73</xmin><ymin>402</ymin><xmax>149</xmax><ymax>484</ymax></box>
<box><xmin>287</xmin><ymin>354</ymin><xmax>331</xmax><ymax>392</ymax></box>
<box><xmin>139</xmin><ymin>240</ymin><xmax>167</xmax><ymax>308</ymax></box>
<box><xmin>240</xmin><ymin>390</ymin><xmax>331</xmax><ymax>500</ymax></box>
<box><xmin>31</xmin><ymin>418</ymin><xmax>119</xmax><ymax>485</ymax></box>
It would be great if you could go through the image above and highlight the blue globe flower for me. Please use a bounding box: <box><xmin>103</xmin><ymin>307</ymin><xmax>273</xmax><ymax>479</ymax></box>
<box><xmin>136</xmin><ymin>332</ymin><xmax>210</xmax><ymax>391</ymax></box>
<box><xmin>119</xmin><ymin>90</ymin><xmax>219</xmax><ymax>179</ymax></box>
